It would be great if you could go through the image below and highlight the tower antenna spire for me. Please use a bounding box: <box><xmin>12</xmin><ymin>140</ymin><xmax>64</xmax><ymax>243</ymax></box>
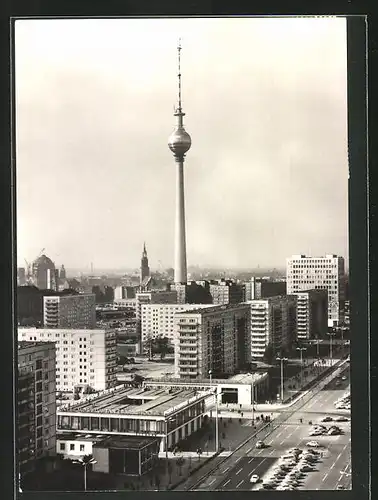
<box><xmin>177</xmin><ymin>38</ymin><xmax>182</xmax><ymax>112</ymax></box>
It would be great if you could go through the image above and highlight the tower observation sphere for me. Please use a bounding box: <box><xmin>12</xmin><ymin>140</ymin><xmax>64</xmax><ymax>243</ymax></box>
<box><xmin>168</xmin><ymin>115</ymin><xmax>192</xmax><ymax>160</ymax></box>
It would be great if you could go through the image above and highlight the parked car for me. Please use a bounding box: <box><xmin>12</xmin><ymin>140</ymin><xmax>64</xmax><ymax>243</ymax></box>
<box><xmin>256</xmin><ymin>440</ymin><xmax>266</xmax><ymax>449</ymax></box>
<box><xmin>328</xmin><ymin>428</ymin><xmax>340</xmax><ymax>435</ymax></box>
<box><xmin>335</xmin><ymin>416</ymin><xmax>349</xmax><ymax>422</ymax></box>
<box><xmin>250</xmin><ymin>474</ymin><xmax>260</xmax><ymax>484</ymax></box>
<box><xmin>306</xmin><ymin>441</ymin><xmax>321</xmax><ymax>447</ymax></box>
<box><xmin>320</xmin><ymin>416</ymin><xmax>333</xmax><ymax>422</ymax></box>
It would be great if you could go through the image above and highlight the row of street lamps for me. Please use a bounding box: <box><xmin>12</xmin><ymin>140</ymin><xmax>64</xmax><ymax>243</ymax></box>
<box><xmin>163</xmin><ymin>333</ymin><xmax>347</xmax><ymax>466</ymax></box>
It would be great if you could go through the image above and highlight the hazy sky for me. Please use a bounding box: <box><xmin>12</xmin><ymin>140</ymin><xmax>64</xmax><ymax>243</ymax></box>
<box><xmin>15</xmin><ymin>17</ymin><xmax>348</xmax><ymax>272</ymax></box>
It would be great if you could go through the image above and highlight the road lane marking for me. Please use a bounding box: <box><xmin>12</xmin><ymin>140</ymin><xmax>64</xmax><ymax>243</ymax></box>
<box><xmin>223</xmin><ymin>479</ymin><xmax>231</xmax><ymax>487</ymax></box>
<box><xmin>323</xmin><ymin>473</ymin><xmax>329</xmax><ymax>481</ymax></box>
<box><xmin>221</xmin><ymin>467</ymin><xmax>230</xmax><ymax>473</ymax></box>
<box><xmin>236</xmin><ymin>468</ymin><xmax>243</xmax><ymax>475</ymax></box>
<box><xmin>236</xmin><ymin>480</ymin><xmax>244</xmax><ymax>488</ymax></box>
<box><xmin>248</xmin><ymin>458</ymin><xmax>254</xmax><ymax>463</ymax></box>
<box><xmin>246</xmin><ymin>448</ymin><xmax>252</xmax><ymax>454</ymax></box>
<box><xmin>209</xmin><ymin>478</ymin><xmax>216</xmax><ymax>485</ymax></box>
<box><xmin>235</xmin><ymin>456</ymin><xmax>242</xmax><ymax>463</ymax></box>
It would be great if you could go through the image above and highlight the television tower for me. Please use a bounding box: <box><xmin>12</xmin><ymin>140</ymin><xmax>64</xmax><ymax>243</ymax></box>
<box><xmin>168</xmin><ymin>39</ymin><xmax>192</xmax><ymax>283</ymax></box>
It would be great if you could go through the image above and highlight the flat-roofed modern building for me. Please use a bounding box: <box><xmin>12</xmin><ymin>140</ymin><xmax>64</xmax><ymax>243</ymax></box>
<box><xmin>293</xmin><ymin>289</ymin><xmax>328</xmax><ymax>340</ymax></box>
<box><xmin>286</xmin><ymin>254</ymin><xmax>345</xmax><ymax>326</ymax></box>
<box><xmin>113</xmin><ymin>298</ymin><xmax>137</xmax><ymax>310</ymax></box>
<box><xmin>18</xmin><ymin>328</ymin><xmax>117</xmax><ymax>393</ymax></box>
<box><xmin>56</xmin><ymin>386</ymin><xmax>210</xmax><ymax>453</ymax></box>
<box><xmin>175</xmin><ymin>303</ymin><xmax>251</xmax><ymax>379</ymax></box>
<box><xmin>141</xmin><ymin>303</ymin><xmax>213</xmax><ymax>344</ymax></box>
<box><xmin>43</xmin><ymin>293</ymin><xmax>96</xmax><ymax>329</ymax></box>
<box><xmin>136</xmin><ymin>290</ymin><xmax>178</xmax><ymax>348</ymax></box>
<box><xmin>56</xmin><ymin>432</ymin><xmax>159</xmax><ymax>477</ymax></box>
<box><xmin>209</xmin><ymin>279</ymin><xmax>244</xmax><ymax>305</ymax></box>
<box><xmin>93</xmin><ymin>435</ymin><xmax>159</xmax><ymax>476</ymax></box>
<box><xmin>114</xmin><ymin>286</ymin><xmax>136</xmax><ymax>300</ymax></box>
<box><xmin>18</xmin><ymin>341</ymin><xmax>57</xmax><ymax>475</ymax></box>
<box><xmin>244</xmin><ymin>277</ymin><xmax>287</xmax><ymax>301</ymax></box>
<box><xmin>248</xmin><ymin>296</ymin><xmax>297</xmax><ymax>360</ymax></box>
<box><xmin>144</xmin><ymin>372</ymin><xmax>269</xmax><ymax>405</ymax></box>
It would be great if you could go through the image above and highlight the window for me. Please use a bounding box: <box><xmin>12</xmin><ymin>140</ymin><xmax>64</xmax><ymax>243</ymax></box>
<box><xmin>60</xmin><ymin>443</ymin><xmax>65</xmax><ymax>451</ymax></box>
<box><xmin>80</xmin><ymin>444</ymin><xmax>85</xmax><ymax>452</ymax></box>
<box><xmin>70</xmin><ymin>443</ymin><xmax>75</xmax><ymax>451</ymax></box>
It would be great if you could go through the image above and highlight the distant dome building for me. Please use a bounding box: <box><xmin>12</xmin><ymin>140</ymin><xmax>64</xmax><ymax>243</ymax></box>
<box><xmin>32</xmin><ymin>254</ymin><xmax>56</xmax><ymax>290</ymax></box>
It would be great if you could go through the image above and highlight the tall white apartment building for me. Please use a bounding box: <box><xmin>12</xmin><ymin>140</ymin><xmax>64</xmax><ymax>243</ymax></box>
<box><xmin>18</xmin><ymin>341</ymin><xmax>57</xmax><ymax>470</ymax></box>
<box><xmin>294</xmin><ymin>289</ymin><xmax>328</xmax><ymax>340</ymax></box>
<box><xmin>18</xmin><ymin>328</ymin><xmax>117</xmax><ymax>393</ymax></box>
<box><xmin>141</xmin><ymin>303</ymin><xmax>213</xmax><ymax>343</ymax></box>
<box><xmin>43</xmin><ymin>294</ymin><xmax>96</xmax><ymax>329</ymax></box>
<box><xmin>248</xmin><ymin>296</ymin><xmax>297</xmax><ymax>360</ymax></box>
<box><xmin>136</xmin><ymin>290</ymin><xmax>178</xmax><ymax>343</ymax></box>
<box><xmin>286</xmin><ymin>254</ymin><xmax>345</xmax><ymax>326</ymax></box>
<box><xmin>175</xmin><ymin>303</ymin><xmax>251</xmax><ymax>379</ymax></box>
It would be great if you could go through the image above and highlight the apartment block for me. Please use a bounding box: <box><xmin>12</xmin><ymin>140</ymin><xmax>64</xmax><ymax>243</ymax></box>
<box><xmin>286</xmin><ymin>254</ymin><xmax>345</xmax><ymax>326</ymax></box>
<box><xmin>175</xmin><ymin>303</ymin><xmax>251</xmax><ymax>379</ymax></box>
<box><xmin>293</xmin><ymin>289</ymin><xmax>328</xmax><ymax>340</ymax></box>
<box><xmin>18</xmin><ymin>341</ymin><xmax>57</xmax><ymax>475</ymax></box>
<box><xmin>209</xmin><ymin>279</ymin><xmax>244</xmax><ymax>305</ymax></box>
<box><xmin>141</xmin><ymin>303</ymin><xmax>212</xmax><ymax>343</ymax></box>
<box><xmin>114</xmin><ymin>286</ymin><xmax>136</xmax><ymax>300</ymax></box>
<box><xmin>244</xmin><ymin>277</ymin><xmax>287</xmax><ymax>301</ymax></box>
<box><xmin>18</xmin><ymin>328</ymin><xmax>117</xmax><ymax>393</ymax></box>
<box><xmin>43</xmin><ymin>293</ymin><xmax>96</xmax><ymax>329</ymax></box>
<box><xmin>248</xmin><ymin>295</ymin><xmax>297</xmax><ymax>360</ymax></box>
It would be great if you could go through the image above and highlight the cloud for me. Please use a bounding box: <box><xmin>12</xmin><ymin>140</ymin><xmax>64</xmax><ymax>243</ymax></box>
<box><xmin>15</xmin><ymin>17</ymin><xmax>348</xmax><ymax>270</ymax></box>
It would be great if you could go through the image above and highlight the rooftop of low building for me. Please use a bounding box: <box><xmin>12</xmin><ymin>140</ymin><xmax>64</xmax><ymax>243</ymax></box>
<box><xmin>18</xmin><ymin>340</ymin><xmax>56</xmax><ymax>350</ymax></box>
<box><xmin>176</xmin><ymin>302</ymin><xmax>250</xmax><ymax>315</ymax></box>
<box><xmin>58</xmin><ymin>385</ymin><xmax>207</xmax><ymax>417</ymax></box>
<box><xmin>93</xmin><ymin>435</ymin><xmax>159</xmax><ymax>450</ymax></box>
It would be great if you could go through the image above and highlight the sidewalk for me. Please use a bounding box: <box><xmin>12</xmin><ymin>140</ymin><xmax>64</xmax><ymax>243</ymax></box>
<box><xmin>174</xmin><ymin>360</ymin><xmax>348</xmax><ymax>491</ymax></box>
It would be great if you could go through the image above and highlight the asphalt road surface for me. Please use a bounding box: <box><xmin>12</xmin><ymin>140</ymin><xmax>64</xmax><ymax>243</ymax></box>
<box><xmin>190</xmin><ymin>367</ymin><xmax>351</xmax><ymax>491</ymax></box>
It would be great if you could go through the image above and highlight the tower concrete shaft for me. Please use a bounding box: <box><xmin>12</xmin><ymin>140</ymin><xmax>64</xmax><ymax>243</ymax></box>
<box><xmin>174</xmin><ymin>160</ymin><xmax>187</xmax><ymax>283</ymax></box>
<box><xmin>168</xmin><ymin>40</ymin><xmax>191</xmax><ymax>284</ymax></box>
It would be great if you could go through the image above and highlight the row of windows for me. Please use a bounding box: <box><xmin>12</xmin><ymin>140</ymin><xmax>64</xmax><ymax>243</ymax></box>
<box><xmin>60</xmin><ymin>442</ymin><xmax>86</xmax><ymax>452</ymax></box>
<box><xmin>57</xmin><ymin>367</ymin><xmax>92</xmax><ymax>372</ymax></box>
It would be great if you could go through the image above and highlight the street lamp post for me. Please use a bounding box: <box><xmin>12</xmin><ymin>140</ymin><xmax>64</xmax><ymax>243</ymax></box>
<box><xmin>296</xmin><ymin>347</ymin><xmax>307</xmax><ymax>388</ymax></box>
<box><xmin>251</xmin><ymin>374</ymin><xmax>255</xmax><ymax>424</ymax></box>
<box><xmin>276</xmin><ymin>357</ymin><xmax>288</xmax><ymax>402</ymax></box>
<box><xmin>73</xmin><ymin>457</ymin><xmax>97</xmax><ymax>491</ymax></box>
<box><xmin>209</xmin><ymin>370</ymin><xmax>219</xmax><ymax>453</ymax></box>
<box><xmin>327</xmin><ymin>332</ymin><xmax>336</xmax><ymax>366</ymax></box>
<box><xmin>165</xmin><ymin>419</ymin><xmax>169</xmax><ymax>463</ymax></box>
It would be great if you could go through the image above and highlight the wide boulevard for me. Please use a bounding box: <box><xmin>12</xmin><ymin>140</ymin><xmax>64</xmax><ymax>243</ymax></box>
<box><xmin>183</xmin><ymin>363</ymin><xmax>351</xmax><ymax>491</ymax></box>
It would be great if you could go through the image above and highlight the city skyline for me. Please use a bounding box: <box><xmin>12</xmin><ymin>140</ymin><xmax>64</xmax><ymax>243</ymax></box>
<box><xmin>16</xmin><ymin>17</ymin><xmax>348</xmax><ymax>270</ymax></box>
